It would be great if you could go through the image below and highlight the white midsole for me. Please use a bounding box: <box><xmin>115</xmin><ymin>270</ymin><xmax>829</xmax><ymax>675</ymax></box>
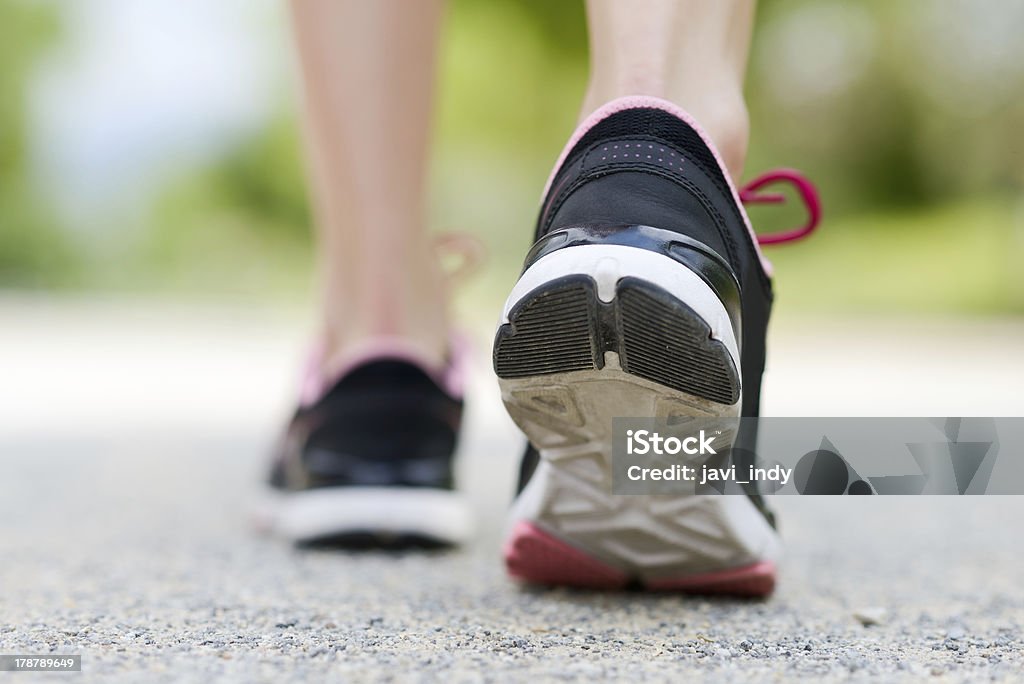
<box><xmin>255</xmin><ymin>487</ymin><xmax>474</xmax><ymax>544</ymax></box>
<box><xmin>500</xmin><ymin>243</ymin><xmax>739</xmax><ymax>370</ymax></box>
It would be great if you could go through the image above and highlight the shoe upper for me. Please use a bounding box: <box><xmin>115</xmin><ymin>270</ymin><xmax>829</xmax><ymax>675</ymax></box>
<box><xmin>532</xmin><ymin>98</ymin><xmax>773</xmax><ymax>434</ymax></box>
<box><xmin>269</xmin><ymin>358</ymin><xmax>463</xmax><ymax>492</ymax></box>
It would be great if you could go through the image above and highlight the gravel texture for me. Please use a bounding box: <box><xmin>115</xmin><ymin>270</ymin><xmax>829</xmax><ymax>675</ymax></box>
<box><xmin>2</xmin><ymin>299</ymin><xmax>1023</xmax><ymax>682</ymax></box>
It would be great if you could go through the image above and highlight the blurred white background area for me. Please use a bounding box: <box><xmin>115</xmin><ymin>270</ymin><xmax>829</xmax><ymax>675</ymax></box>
<box><xmin>28</xmin><ymin>0</ymin><xmax>287</xmax><ymax>228</ymax></box>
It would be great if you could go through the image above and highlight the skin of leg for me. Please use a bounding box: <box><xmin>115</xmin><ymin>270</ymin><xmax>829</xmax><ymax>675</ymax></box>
<box><xmin>290</xmin><ymin>0</ymin><xmax>449</xmax><ymax>373</ymax></box>
<box><xmin>583</xmin><ymin>0</ymin><xmax>756</xmax><ymax>178</ymax></box>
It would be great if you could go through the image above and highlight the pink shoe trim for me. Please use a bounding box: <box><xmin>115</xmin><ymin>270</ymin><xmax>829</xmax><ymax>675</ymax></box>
<box><xmin>541</xmin><ymin>95</ymin><xmax>773</xmax><ymax>277</ymax></box>
<box><xmin>740</xmin><ymin>168</ymin><xmax>822</xmax><ymax>245</ymax></box>
<box><xmin>645</xmin><ymin>560</ymin><xmax>777</xmax><ymax>597</ymax></box>
<box><xmin>504</xmin><ymin>521</ymin><xmax>776</xmax><ymax>596</ymax></box>
<box><xmin>298</xmin><ymin>332</ymin><xmax>469</xmax><ymax>407</ymax></box>
<box><xmin>442</xmin><ymin>330</ymin><xmax>470</xmax><ymax>399</ymax></box>
<box><xmin>503</xmin><ymin>521</ymin><xmax>628</xmax><ymax>589</ymax></box>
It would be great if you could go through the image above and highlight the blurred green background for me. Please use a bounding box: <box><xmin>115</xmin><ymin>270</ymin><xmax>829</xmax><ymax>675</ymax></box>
<box><xmin>2</xmin><ymin>0</ymin><xmax>1023</xmax><ymax>324</ymax></box>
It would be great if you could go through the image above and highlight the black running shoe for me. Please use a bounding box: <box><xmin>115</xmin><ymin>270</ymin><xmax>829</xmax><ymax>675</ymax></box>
<box><xmin>495</xmin><ymin>96</ymin><xmax>819</xmax><ymax>595</ymax></box>
<box><xmin>260</xmin><ymin>339</ymin><xmax>473</xmax><ymax>548</ymax></box>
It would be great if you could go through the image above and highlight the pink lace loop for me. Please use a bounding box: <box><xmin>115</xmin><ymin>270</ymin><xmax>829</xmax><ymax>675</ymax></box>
<box><xmin>432</xmin><ymin>232</ymin><xmax>486</xmax><ymax>287</ymax></box>
<box><xmin>739</xmin><ymin>168</ymin><xmax>821</xmax><ymax>245</ymax></box>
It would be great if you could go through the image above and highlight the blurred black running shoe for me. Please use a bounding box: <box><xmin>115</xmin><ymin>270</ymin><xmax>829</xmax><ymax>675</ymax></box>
<box><xmin>259</xmin><ymin>338</ymin><xmax>472</xmax><ymax>548</ymax></box>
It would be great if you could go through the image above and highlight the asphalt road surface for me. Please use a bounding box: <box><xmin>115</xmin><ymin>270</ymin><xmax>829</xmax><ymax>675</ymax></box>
<box><xmin>2</xmin><ymin>297</ymin><xmax>1023</xmax><ymax>682</ymax></box>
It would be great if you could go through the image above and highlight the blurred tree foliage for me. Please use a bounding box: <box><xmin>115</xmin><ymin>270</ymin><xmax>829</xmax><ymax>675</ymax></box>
<box><xmin>0</xmin><ymin>1</ymin><xmax>77</xmax><ymax>286</ymax></box>
<box><xmin>150</xmin><ymin>0</ymin><xmax>589</xmax><ymax>237</ymax></box>
<box><xmin>143</xmin><ymin>0</ymin><xmax>592</xmax><ymax>295</ymax></box>
<box><xmin>747</xmin><ymin>0</ymin><xmax>1024</xmax><ymax>218</ymax></box>
<box><xmin>2</xmin><ymin>0</ymin><xmax>1022</xmax><ymax>311</ymax></box>
<box><xmin>152</xmin><ymin>0</ymin><xmax>1024</xmax><ymax>238</ymax></box>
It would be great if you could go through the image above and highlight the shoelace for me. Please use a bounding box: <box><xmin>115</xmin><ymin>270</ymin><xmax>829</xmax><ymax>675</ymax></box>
<box><xmin>739</xmin><ymin>169</ymin><xmax>821</xmax><ymax>245</ymax></box>
<box><xmin>433</xmin><ymin>232</ymin><xmax>486</xmax><ymax>288</ymax></box>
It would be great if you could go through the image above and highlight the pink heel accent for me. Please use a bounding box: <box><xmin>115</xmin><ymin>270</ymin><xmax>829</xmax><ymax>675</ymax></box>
<box><xmin>646</xmin><ymin>561</ymin><xmax>777</xmax><ymax>597</ymax></box>
<box><xmin>503</xmin><ymin>522</ymin><xmax>628</xmax><ymax>589</ymax></box>
<box><xmin>504</xmin><ymin>522</ymin><xmax>776</xmax><ymax>597</ymax></box>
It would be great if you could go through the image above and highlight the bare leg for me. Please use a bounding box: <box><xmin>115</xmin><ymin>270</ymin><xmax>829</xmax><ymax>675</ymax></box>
<box><xmin>583</xmin><ymin>0</ymin><xmax>756</xmax><ymax>178</ymax></box>
<box><xmin>290</xmin><ymin>0</ymin><xmax>448</xmax><ymax>373</ymax></box>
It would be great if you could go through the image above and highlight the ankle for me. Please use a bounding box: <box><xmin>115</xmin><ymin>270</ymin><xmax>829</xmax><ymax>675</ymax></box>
<box><xmin>680</xmin><ymin>90</ymin><xmax>749</xmax><ymax>179</ymax></box>
<box><xmin>319</xmin><ymin>319</ymin><xmax>448</xmax><ymax>370</ymax></box>
<box><xmin>319</xmin><ymin>240</ymin><xmax>451</xmax><ymax>375</ymax></box>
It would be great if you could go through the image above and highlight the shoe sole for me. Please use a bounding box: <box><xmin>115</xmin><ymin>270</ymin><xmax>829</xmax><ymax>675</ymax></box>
<box><xmin>254</xmin><ymin>487</ymin><xmax>473</xmax><ymax>548</ymax></box>
<box><xmin>494</xmin><ymin>244</ymin><xmax>781</xmax><ymax>596</ymax></box>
